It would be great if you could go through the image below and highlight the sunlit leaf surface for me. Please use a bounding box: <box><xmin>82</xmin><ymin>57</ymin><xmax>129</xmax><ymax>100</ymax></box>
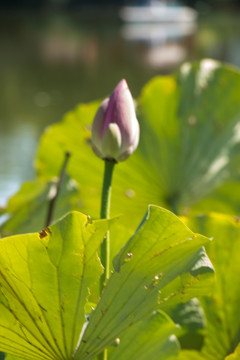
<box><xmin>0</xmin><ymin>207</ymin><xmax>213</xmax><ymax>360</ymax></box>
<box><xmin>0</xmin><ymin>212</ymin><xmax>108</xmax><ymax>360</ymax></box>
<box><xmin>109</xmin><ymin>311</ymin><xmax>179</xmax><ymax>360</ymax></box>
<box><xmin>178</xmin><ymin>349</ymin><xmax>204</xmax><ymax>360</ymax></box>
<box><xmin>183</xmin><ymin>213</ymin><xmax>240</xmax><ymax>359</ymax></box>
<box><xmin>225</xmin><ymin>343</ymin><xmax>240</xmax><ymax>360</ymax></box>
<box><xmin>75</xmin><ymin>206</ymin><xmax>213</xmax><ymax>360</ymax></box>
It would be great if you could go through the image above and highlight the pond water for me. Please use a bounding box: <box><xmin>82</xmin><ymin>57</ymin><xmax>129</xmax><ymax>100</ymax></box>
<box><xmin>0</xmin><ymin>9</ymin><xmax>240</xmax><ymax>207</ymax></box>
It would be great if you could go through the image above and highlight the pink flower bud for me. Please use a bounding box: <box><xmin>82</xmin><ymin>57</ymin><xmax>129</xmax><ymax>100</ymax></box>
<box><xmin>91</xmin><ymin>79</ymin><xmax>140</xmax><ymax>162</ymax></box>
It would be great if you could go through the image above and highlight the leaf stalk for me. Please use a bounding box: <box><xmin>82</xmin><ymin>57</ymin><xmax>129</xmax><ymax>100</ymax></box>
<box><xmin>99</xmin><ymin>159</ymin><xmax>115</xmax><ymax>360</ymax></box>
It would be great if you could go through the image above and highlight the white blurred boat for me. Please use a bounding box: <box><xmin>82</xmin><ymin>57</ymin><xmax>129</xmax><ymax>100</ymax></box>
<box><xmin>121</xmin><ymin>21</ymin><xmax>196</xmax><ymax>42</ymax></box>
<box><xmin>119</xmin><ymin>0</ymin><xmax>197</xmax><ymax>23</ymax></box>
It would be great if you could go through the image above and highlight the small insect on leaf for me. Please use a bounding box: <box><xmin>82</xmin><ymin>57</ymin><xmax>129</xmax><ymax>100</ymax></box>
<box><xmin>39</xmin><ymin>227</ymin><xmax>51</xmax><ymax>239</ymax></box>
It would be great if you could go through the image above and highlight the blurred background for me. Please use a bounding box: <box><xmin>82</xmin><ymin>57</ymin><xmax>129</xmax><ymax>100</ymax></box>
<box><xmin>0</xmin><ymin>0</ymin><xmax>240</xmax><ymax>207</ymax></box>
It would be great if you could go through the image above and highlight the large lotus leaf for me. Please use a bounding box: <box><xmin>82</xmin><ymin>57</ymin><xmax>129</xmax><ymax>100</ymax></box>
<box><xmin>190</xmin><ymin>181</ymin><xmax>240</xmax><ymax>216</ymax></box>
<box><xmin>2</xmin><ymin>60</ymin><xmax>240</xmax><ymax>235</ymax></box>
<box><xmin>178</xmin><ymin>343</ymin><xmax>240</xmax><ymax>360</ymax></box>
<box><xmin>166</xmin><ymin>298</ymin><xmax>205</xmax><ymax>350</ymax></box>
<box><xmin>0</xmin><ymin>176</ymin><xmax>80</xmax><ymax>237</ymax></box>
<box><xmin>5</xmin><ymin>355</ymin><xmax>23</xmax><ymax>360</ymax></box>
<box><xmin>0</xmin><ymin>206</ymin><xmax>213</xmax><ymax>360</ymax></box>
<box><xmin>109</xmin><ymin>311</ymin><xmax>180</xmax><ymax>360</ymax></box>
<box><xmin>183</xmin><ymin>213</ymin><xmax>240</xmax><ymax>359</ymax></box>
<box><xmin>74</xmin><ymin>206</ymin><xmax>213</xmax><ymax>360</ymax></box>
<box><xmin>140</xmin><ymin>60</ymin><xmax>240</xmax><ymax>203</ymax></box>
<box><xmin>0</xmin><ymin>180</ymin><xmax>130</xmax><ymax>276</ymax></box>
<box><xmin>0</xmin><ymin>211</ymin><xmax>110</xmax><ymax>360</ymax></box>
<box><xmin>178</xmin><ymin>350</ymin><xmax>204</xmax><ymax>360</ymax></box>
<box><xmin>225</xmin><ymin>343</ymin><xmax>240</xmax><ymax>360</ymax></box>
<box><xmin>36</xmin><ymin>60</ymin><xmax>240</xmax><ymax>220</ymax></box>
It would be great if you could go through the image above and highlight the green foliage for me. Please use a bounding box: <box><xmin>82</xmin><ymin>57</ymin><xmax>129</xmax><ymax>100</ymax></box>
<box><xmin>2</xmin><ymin>60</ymin><xmax>240</xmax><ymax>236</ymax></box>
<box><xmin>1</xmin><ymin>59</ymin><xmax>240</xmax><ymax>359</ymax></box>
<box><xmin>1</xmin><ymin>176</ymin><xmax>79</xmax><ymax>236</ymax></box>
<box><xmin>225</xmin><ymin>343</ymin><xmax>240</xmax><ymax>360</ymax></box>
<box><xmin>75</xmin><ymin>206</ymin><xmax>213</xmax><ymax>360</ymax></box>
<box><xmin>0</xmin><ymin>207</ymin><xmax>213</xmax><ymax>360</ymax></box>
<box><xmin>182</xmin><ymin>213</ymin><xmax>240</xmax><ymax>359</ymax></box>
<box><xmin>0</xmin><ymin>211</ymin><xmax>108</xmax><ymax>360</ymax></box>
<box><xmin>109</xmin><ymin>311</ymin><xmax>179</xmax><ymax>360</ymax></box>
<box><xmin>167</xmin><ymin>298</ymin><xmax>205</xmax><ymax>350</ymax></box>
<box><xmin>37</xmin><ymin>59</ymin><xmax>240</xmax><ymax>218</ymax></box>
<box><xmin>139</xmin><ymin>61</ymin><xmax>240</xmax><ymax>212</ymax></box>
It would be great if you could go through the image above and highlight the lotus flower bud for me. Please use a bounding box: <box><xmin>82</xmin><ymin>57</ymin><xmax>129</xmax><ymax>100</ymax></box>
<box><xmin>91</xmin><ymin>79</ymin><xmax>140</xmax><ymax>162</ymax></box>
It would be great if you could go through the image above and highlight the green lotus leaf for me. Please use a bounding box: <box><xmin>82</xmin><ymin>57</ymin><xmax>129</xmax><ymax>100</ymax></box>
<box><xmin>166</xmin><ymin>298</ymin><xmax>205</xmax><ymax>350</ymax></box>
<box><xmin>1</xmin><ymin>176</ymin><xmax>80</xmax><ymax>237</ymax></box>
<box><xmin>0</xmin><ymin>206</ymin><xmax>213</xmax><ymax>360</ymax></box>
<box><xmin>36</xmin><ymin>60</ymin><xmax>240</xmax><ymax>222</ymax></box>
<box><xmin>0</xmin><ymin>211</ymin><xmax>109</xmax><ymax>360</ymax></box>
<box><xmin>2</xmin><ymin>60</ymin><xmax>240</xmax><ymax>236</ymax></box>
<box><xmin>183</xmin><ymin>213</ymin><xmax>240</xmax><ymax>359</ymax></box>
<box><xmin>109</xmin><ymin>311</ymin><xmax>180</xmax><ymax>360</ymax></box>
<box><xmin>225</xmin><ymin>343</ymin><xmax>240</xmax><ymax>360</ymax></box>
<box><xmin>74</xmin><ymin>206</ymin><xmax>213</xmax><ymax>360</ymax></box>
<box><xmin>178</xmin><ymin>349</ymin><xmax>204</xmax><ymax>360</ymax></box>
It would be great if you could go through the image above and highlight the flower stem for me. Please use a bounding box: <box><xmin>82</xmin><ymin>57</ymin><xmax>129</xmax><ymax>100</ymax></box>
<box><xmin>100</xmin><ymin>160</ymin><xmax>115</xmax><ymax>283</ymax></box>
<box><xmin>98</xmin><ymin>160</ymin><xmax>115</xmax><ymax>360</ymax></box>
<box><xmin>45</xmin><ymin>151</ymin><xmax>71</xmax><ymax>227</ymax></box>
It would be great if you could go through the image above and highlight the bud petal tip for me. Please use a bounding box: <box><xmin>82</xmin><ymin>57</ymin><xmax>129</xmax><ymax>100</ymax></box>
<box><xmin>91</xmin><ymin>79</ymin><xmax>140</xmax><ymax>162</ymax></box>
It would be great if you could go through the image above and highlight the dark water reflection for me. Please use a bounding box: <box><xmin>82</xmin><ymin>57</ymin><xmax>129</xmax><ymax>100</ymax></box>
<box><xmin>0</xmin><ymin>10</ymin><xmax>240</xmax><ymax>206</ymax></box>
